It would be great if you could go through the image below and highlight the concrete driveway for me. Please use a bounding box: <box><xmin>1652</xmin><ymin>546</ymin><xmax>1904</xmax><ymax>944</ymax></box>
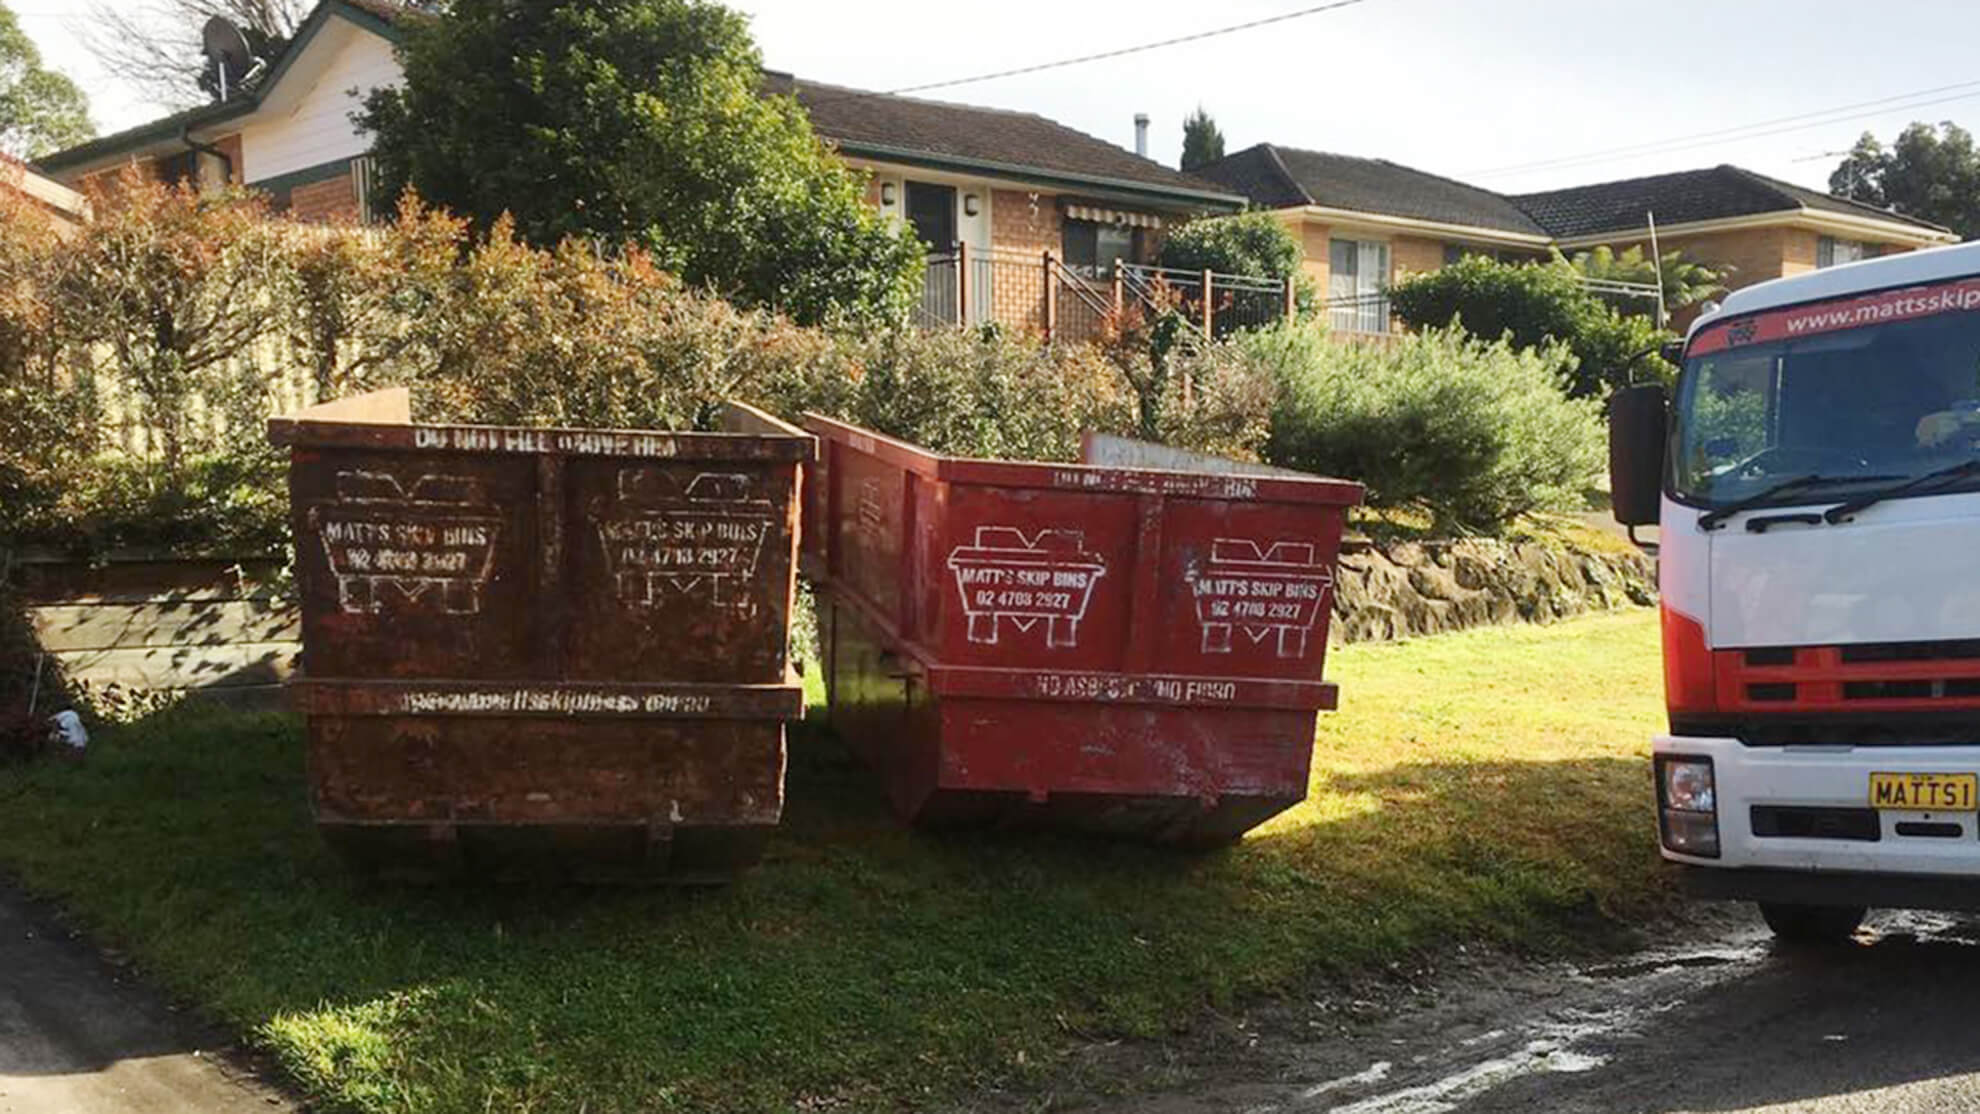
<box><xmin>0</xmin><ymin>886</ymin><xmax>293</xmax><ymax>1113</ymax></box>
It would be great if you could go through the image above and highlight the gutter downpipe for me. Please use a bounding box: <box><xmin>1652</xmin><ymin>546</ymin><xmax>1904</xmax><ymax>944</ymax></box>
<box><xmin>179</xmin><ymin>123</ymin><xmax>234</xmax><ymax>188</ymax></box>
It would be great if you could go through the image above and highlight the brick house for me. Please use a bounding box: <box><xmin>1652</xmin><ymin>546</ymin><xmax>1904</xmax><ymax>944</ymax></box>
<box><xmin>35</xmin><ymin>0</ymin><xmax>1241</xmax><ymax>336</ymax></box>
<box><xmin>33</xmin><ymin>0</ymin><xmax>405</xmax><ymax>222</ymax></box>
<box><xmin>763</xmin><ymin>74</ymin><xmax>1244</xmax><ymax>332</ymax></box>
<box><xmin>1511</xmin><ymin>165</ymin><xmax>1956</xmax><ymax>327</ymax></box>
<box><xmin>1194</xmin><ymin>144</ymin><xmax>1553</xmax><ymax>334</ymax></box>
<box><xmin>1197</xmin><ymin>145</ymin><xmax>1957</xmax><ymax>334</ymax></box>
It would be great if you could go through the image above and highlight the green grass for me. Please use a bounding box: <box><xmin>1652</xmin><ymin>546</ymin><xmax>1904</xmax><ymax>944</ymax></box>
<box><xmin>0</xmin><ymin>610</ymin><xmax>1668</xmax><ymax>1113</ymax></box>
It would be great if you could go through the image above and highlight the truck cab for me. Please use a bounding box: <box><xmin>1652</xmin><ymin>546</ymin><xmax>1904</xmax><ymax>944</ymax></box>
<box><xmin>1611</xmin><ymin>242</ymin><xmax>1980</xmax><ymax>942</ymax></box>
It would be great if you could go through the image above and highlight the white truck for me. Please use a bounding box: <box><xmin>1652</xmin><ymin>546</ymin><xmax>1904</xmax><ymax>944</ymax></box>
<box><xmin>1611</xmin><ymin>241</ymin><xmax>1980</xmax><ymax>943</ymax></box>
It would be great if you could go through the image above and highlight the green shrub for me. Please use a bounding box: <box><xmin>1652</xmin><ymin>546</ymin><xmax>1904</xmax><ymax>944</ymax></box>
<box><xmin>1257</xmin><ymin>323</ymin><xmax>1603</xmax><ymax>533</ymax></box>
<box><xmin>1157</xmin><ymin>211</ymin><xmax>1317</xmax><ymax>324</ymax></box>
<box><xmin>1159</xmin><ymin>211</ymin><xmax>1301</xmax><ymax>280</ymax></box>
<box><xmin>0</xmin><ymin>180</ymin><xmax>1285</xmax><ymax>560</ymax></box>
<box><xmin>1387</xmin><ymin>255</ymin><xmax>1675</xmax><ymax>397</ymax></box>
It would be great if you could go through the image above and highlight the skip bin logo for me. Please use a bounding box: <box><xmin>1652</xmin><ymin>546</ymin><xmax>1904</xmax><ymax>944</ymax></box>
<box><xmin>947</xmin><ymin>526</ymin><xmax>1106</xmax><ymax>648</ymax></box>
<box><xmin>593</xmin><ymin>468</ymin><xmax>775</xmax><ymax>610</ymax></box>
<box><xmin>1186</xmin><ymin>538</ymin><xmax>1332</xmax><ymax>659</ymax></box>
<box><xmin>310</xmin><ymin>471</ymin><xmax>502</xmax><ymax>615</ymax></box>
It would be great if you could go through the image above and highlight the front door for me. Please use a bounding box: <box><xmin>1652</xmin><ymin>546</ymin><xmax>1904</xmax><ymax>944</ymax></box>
<box><xmin>905</xmin><ymin>182</ymin><xmax>957</xmax><ymax>252</ymax></box>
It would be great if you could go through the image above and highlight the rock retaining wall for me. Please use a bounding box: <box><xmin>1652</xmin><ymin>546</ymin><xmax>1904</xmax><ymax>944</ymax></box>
<box><xmin>1331</xmin><ymin>538</ymin><xmax>1655</xmax><ymax>643</ymax></box>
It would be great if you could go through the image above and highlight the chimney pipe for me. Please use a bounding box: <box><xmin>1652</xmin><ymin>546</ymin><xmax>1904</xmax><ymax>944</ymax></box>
<box><xmin>1134</xmin><ymin>113</ymin><xmax>1149</xmax><ymax>158</ymax></box>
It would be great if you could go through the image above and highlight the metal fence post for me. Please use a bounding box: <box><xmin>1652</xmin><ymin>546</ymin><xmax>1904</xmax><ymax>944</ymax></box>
<box><xmin>1043</xmin><ymin>251</ymin><xmax>1058</xmax><ymax>344</ymax></box>
<box><xmin>1201</xmin><ymin>269</ymin><xmax>1214</xmax><ymax>336</ymax></box>
<box><xmin>1112</xmin><ymin>269</ymin><xmax>1125</xmax><ymax>321</ymax></box>
<box><xmin>955</xmin><ymin>241</ymin><xmax>970</xmax><ymax>328</ymax></box>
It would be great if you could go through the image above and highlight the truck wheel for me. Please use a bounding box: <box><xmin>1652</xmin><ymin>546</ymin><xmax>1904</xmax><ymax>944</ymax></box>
<box><xmin>1758</xmin><ymin>902</ymin><xmax>1866</xmax><ymax>945</ymax></box>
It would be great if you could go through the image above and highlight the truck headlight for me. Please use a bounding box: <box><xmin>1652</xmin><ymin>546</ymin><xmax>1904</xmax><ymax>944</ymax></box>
<box><xmin>1657</xmin><ymin>755</ymin><xmax>1720</xmax><ymax>858</ymax></box>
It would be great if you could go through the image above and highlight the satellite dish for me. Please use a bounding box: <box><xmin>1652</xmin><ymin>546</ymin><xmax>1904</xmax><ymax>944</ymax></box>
<box><xmin>201</xmin><ymin>16</ymin><xmax>253</xmax><ymax>101</ymax></box>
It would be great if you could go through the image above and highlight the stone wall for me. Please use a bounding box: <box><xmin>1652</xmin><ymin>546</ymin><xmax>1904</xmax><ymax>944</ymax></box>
<box><xmin>1332</xmin><ymin>538</ymin><xmax>1655</xmax><ymax>643</ymax></box>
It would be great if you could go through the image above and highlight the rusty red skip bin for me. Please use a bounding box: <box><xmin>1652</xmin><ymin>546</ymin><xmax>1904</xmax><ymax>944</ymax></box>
<box><xmin>270</xmin><ymin>388</ymin><xmax>813</xmax><ymax>882</ymax></box>
<box><xmin>802</xmin><ymin>417</ymin><xmax>1364</xmax><ymax>845</ymax></box>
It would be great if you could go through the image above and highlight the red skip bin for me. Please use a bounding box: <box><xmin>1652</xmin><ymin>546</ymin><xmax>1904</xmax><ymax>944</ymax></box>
<box><xmin>801</xmin><ymin>419</ymin><xmax>1363</xmax><ymax>846</ymax></box>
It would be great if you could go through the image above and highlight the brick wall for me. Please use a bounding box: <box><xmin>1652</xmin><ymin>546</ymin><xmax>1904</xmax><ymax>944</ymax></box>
<box><xmin>1391</xmin><ymin>235</ymin><xmax>1446</xmax><ymax>280</ymax></box>
<box><xmin>289</xmin><ymin>172</ymin><xmax>360</xmax><ymax>223</ymax></box>
<box><xmin>991</xmin><ymin>189</ymin><xmax>1061</xmax><ymax>256</ymax></box>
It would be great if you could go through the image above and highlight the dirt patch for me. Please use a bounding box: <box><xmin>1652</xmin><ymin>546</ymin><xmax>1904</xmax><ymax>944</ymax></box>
<box><xmin>950</xmin><ymin>903</ymin><xmax>1759</xmax><ymax>1114</ymax></box>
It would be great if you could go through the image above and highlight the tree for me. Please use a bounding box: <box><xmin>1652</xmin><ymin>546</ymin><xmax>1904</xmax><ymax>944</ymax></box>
<box><xmin>360</xmin><ymin>0</ymin><xmax>923</xmax><ymax>326</ymax></box>
<box><xmin>1180</xmin><ymin>105</ymin><xmax>1224</xmax><ymax>171</ymax></box>
<box><xmin>1567</xmin><ymin>245</ymin><xmax>1727</xmax><ymax>315</ymax></box>
<box><xmin>1830</xmin><ymin>122</ymin><xmax>1980</xmax><ymax>240</ymax></box>
<box><xmin>0</xmin><ymin>3</ymin><xmax>92</xmax><ymax>158</ymax></box>
<box><xmin>79</xmin><ymin>0</ymin><xmax>310</xmax><ymax>109</ymax></box>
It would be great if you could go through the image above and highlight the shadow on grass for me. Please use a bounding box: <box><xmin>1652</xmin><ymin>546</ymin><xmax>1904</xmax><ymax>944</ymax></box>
<box><xmin>0</xmin><ymin>703</ymin><xmax>1665</xmax><ymax>1114</ymax></box>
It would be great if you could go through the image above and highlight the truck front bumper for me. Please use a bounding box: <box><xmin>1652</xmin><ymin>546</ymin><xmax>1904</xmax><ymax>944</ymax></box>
<box><xmin>1659</xmin><ymin>735</ymin><xmax>1980</xmax><ymax>903</ymax></box>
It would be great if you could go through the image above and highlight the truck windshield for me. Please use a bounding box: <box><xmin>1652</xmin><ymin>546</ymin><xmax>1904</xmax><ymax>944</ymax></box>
<box><xmin>1674</xmin><ymin>286</ymin><xmax>1980</xmax><ymax>508</ymax></box>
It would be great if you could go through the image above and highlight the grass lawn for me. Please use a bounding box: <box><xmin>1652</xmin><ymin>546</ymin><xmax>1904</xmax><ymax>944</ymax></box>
<box><xmin>0</xmin><ymin>609</ymin><xmax>1668</xmax><ymax>1113</ymax></box>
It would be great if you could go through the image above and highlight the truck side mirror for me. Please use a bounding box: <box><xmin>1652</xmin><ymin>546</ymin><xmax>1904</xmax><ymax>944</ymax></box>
<box><xmin>1659</xmin><ymin>339</ymin><xmax>1685</xmax><ymax>366</ymax></box>
<box><xmin>1609</xmin><ymin>383</ymin><xmax>1668</xmax><ymax>529</ymax></box>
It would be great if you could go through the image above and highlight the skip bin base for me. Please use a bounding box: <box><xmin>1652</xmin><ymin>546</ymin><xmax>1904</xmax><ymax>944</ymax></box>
<box><xmin>318</xmin><ymin>821</ymin><xmax>773</xmax><ymax>884</ymax></box>
<box><xmin>303</xmin><ymin>712</ymin><xmax>788</xmax><ymax>882</ymax></box>
<box><xmin>822</xmin><ymin>594</ymin><xmax>1320</xmax><ymax>846</ymax></box>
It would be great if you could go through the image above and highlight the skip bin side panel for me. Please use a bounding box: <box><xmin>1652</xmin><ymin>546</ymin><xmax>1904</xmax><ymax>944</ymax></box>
<box><xmin>1155</xmin><ymin>498</ymin><xmax>1349</xmax><ymax>683</ymax></box>
<box><xmin>289</xmin><ymin>447</ymin><xmax>542</xmax><ymax>680</ymax></box>
<box><xmin>936</xmin><ymin>484</ymin><xmax>1139</xmax><ymax>673</ymax></box>
<box><xmin>818</xmin><ymin>591</ymin><xmax>943</xmax><ymax>821</ymax></box>
<box><xmin>564</xmin><ymin>457</ymin><xmax>799</xmax><ymax>684</ymax></box>
<box><xmin>829</xmin><ymin>447</ymin><xmax>908</xmax><ymax>627</ymax></box>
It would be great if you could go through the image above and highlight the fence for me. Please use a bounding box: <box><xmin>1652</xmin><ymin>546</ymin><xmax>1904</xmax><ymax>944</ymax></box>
<box><xmin>915</xmin><ymin>245</ymin><xmax>1297</xmax><ymax>345</ymax></box>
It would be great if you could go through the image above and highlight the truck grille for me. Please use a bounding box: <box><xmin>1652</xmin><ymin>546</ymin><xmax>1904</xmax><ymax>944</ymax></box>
<box><xmin>1750</xmin><ymin>805</ymin><xmax>1880</xmax><ymax>842</ymax></box>
<box><xmin>1722</xmin><ymin>640</ymin><xmax>1980</xmax><ymax>714</ymax></box>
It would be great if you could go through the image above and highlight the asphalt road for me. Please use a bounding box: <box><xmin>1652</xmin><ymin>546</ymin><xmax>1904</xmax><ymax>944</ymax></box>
<box><xmin>1067</xmin><ymin>905</ymin><xmax>1980</xmax><ymax>1114</ymax></box>
<box><xmin>0</xmin><ymin>887</ymin><xmax>293</xmax><ymax>1114</ymax></box>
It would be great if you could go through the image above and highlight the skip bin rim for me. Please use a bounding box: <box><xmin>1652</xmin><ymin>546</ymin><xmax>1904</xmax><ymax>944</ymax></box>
<box><xmin>801</xmin><ymin>412</ymin><xmax>1360</xmax><ymax>506</ymax></box>
<box><xmin>272</xmin><ymin>395</ymin><xmax>815</xmax><ymax>463</ymax></box>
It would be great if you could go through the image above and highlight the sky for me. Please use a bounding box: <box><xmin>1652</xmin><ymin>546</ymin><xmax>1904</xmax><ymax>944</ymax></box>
<box><xmin>18</xmin><ymin>0</ymin><xmax>1980</xmax><ymax>197</ymax></box>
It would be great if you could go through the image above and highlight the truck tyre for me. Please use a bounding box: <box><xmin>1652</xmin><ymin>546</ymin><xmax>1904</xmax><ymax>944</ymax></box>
<box><xmin>1758</xmin><ymin>902</ymin><xmax>1865</xmax><ymax>945</ymax></box>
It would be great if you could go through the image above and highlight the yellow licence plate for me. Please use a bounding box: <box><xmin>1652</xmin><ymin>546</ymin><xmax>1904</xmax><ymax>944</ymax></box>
<box><xmin>1870</xmin><ymin>772</ymin><xmax>1978</xmax><ymax>811</ymax></box>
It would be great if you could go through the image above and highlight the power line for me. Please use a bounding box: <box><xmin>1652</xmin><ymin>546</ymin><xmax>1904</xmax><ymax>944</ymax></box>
<box><xmin>802</xmin><ymin>0</ymin><xmax>1374</xmax><ymax>108</ymax></box>
<box><xmin>1466</xmin><ymin>77</ymin><xmax>1980</xmax><ymax>180</ymax></box>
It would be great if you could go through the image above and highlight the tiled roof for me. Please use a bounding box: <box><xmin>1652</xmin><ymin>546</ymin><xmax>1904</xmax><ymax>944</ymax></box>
<box><xmin>1194</xmin><ymin>143</ymin><xmax>1549</xmax><ymax>236</ymax></box>
<box><xmin>764</xmin><ymin>73</ymin><xmax>1241</xmax><ymax>208</ymax></box>
<box><xmin>1511</xmin><ymin>164</ymin><xmax>1952</xmax><ymax>238</ymax></box>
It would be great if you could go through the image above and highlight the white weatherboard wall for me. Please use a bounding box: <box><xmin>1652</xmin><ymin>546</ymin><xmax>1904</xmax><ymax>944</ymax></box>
<box><xmin>239</xmin><ymin>24</ymin><xmax>402</xmax><ymax>184</ymax></box>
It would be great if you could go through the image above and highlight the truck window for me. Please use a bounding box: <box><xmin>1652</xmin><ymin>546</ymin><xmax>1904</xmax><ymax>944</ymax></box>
<box><xmin>1674</xmin><ymin>307</ymin><xmax>1980</xmax><ymax>506</ymax></box>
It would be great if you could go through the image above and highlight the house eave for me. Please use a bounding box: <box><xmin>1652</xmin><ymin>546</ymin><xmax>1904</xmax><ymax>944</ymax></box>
<box><xmin>828</xmin><ymin>140</ymin><xmax>1245</xmax><ymax>212</ymax></box>
<box><xmin>1553</xmin><ymin>207</ymin><xmax>1959</xmax><ymax>249</ymax></box>
<box><xmin>1288</xmin><ymin>205</ymin><xmax>1553</xmax><ymax>247</ymax></box>
<box><xmin>32</xmin><ymin>0</ymin><xmax>399</xmax><ymax>180</ymax></box>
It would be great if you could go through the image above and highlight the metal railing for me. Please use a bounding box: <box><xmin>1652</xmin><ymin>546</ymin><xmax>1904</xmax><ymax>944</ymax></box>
<box><xmin>915</xmin><ymin>245</ymin><xmax>1297</xmax><ymax>345</ymax></box>
<box><xmin>1116</xmin><ymin>263</ymin><xmax>1294</xmax><ymax>339</ymax></box>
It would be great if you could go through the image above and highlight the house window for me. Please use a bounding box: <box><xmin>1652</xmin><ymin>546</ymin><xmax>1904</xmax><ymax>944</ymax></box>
<box><xmin>1329</xmin><ymin>238</ymin><xmax>1390</xmax><ymax>333</ymax></box>
<box><xmin>1062</xmin><ymin>219</ymin><xmax>1137</xmax><ymax>276</ymax></box>
<box><xmin>1817</xmin><ymin>236</ymin><xmax>1871</xmax><ymax>268</ymax></box>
